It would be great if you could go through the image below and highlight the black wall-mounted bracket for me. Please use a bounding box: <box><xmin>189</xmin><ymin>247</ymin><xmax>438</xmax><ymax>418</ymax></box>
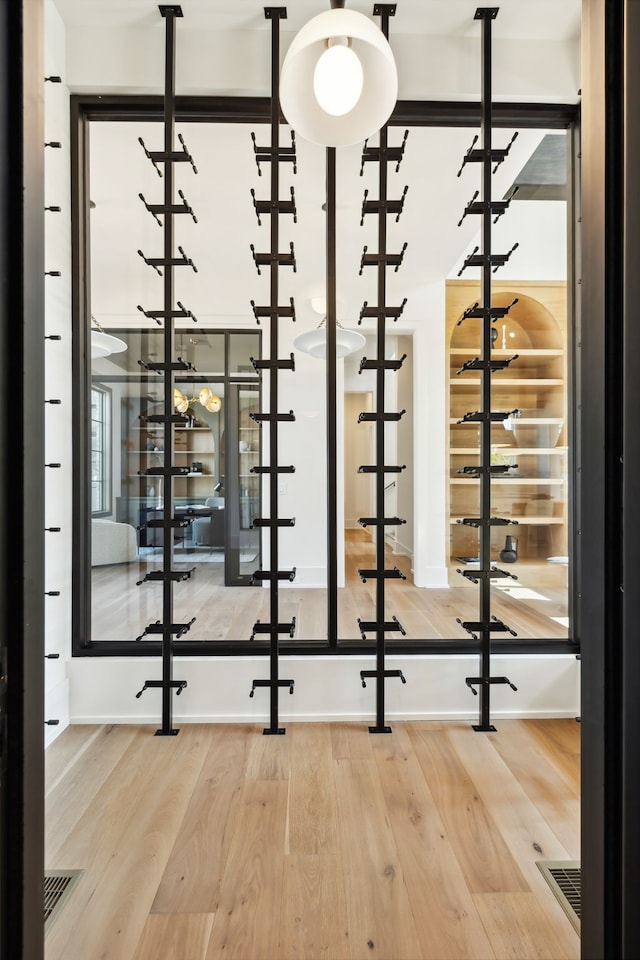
<box><xmin>354</xmin><ymin>38</ymin><xmax>410</xmax><ymax>729</ymax></box>
<box><xmin>453</xmin><ymin>7</ymin><xmax>521</xmax><ymax>731</ymax></box>
<box><xmin>133</xmin><ymin>6</ymin><xmax>198</xmax><ymax>737</ymax></box>
<box><xmin>249</xmin><ymin>8</ymin><xmax>298</xmax><ymax>735</ymax></box>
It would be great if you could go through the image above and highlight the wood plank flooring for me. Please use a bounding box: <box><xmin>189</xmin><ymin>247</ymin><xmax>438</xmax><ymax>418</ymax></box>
<box><xmin>45</xmin><ymin>719</ymin><xmax>580</xmax><ymax>960</ymax></box>
<box><xmin>91</xmin><ymin>529</ymin><xmax>568</xmax><ymax>644</ymax></box>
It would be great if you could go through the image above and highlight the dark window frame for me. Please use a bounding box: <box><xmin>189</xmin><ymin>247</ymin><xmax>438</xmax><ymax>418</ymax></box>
<box><xmin>71</xmin><ymin>94</ymin><xmax>581</xmax><ymax>658</ymax></box>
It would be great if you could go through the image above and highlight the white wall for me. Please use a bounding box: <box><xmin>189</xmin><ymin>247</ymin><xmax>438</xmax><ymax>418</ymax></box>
<box><xmin>61</xmin><ymin>22</ymin><xmax>580</xmax><ymax>106</ymax></box>
<box><xmin>449</xmin><ymin>196</ymin><xmax>568</xmax><ymax>282</ymax></box>
<box><xmin>344</xmin><ymin>391</ymin><xmax>373</xmax><ymax>529</ymax></box>
<box><xmin>410</xmin><ymin>282</ymin><xmax>450</xmax><ymax>587</ymax></box>
<box><xmin>272</xmin><ymin>322</ymin><xmax>331</xmax><ymax>587</ymax></box>
<box><xmin>67</xmin><ymin>653</ymin><xmax>580</xmax><ymax>724</ymax></box>
<box><xmin>44</xmin><ymin>0</ymin><xmax>72</xmax><ymax>744</ymax></box>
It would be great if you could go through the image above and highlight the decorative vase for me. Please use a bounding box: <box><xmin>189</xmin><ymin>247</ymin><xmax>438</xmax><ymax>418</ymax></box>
<box><xmin>500</xmin><ymin>535</ymin><xmax>518</xmax><ymax>563</ymax></box>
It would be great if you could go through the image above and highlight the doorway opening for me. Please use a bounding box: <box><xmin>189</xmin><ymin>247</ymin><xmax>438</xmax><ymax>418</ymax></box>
<box><xmin>342</xmin><ymin>335</ymin><xmax>415</xmax><ymax>634</ymax></box>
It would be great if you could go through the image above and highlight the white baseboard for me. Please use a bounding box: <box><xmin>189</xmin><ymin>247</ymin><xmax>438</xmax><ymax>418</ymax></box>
<box><xmin>68</xmin><ymin>654</ymin><xmax>579</xmax><ymax>726</ymax></box>
<box><xmin>391</xmin><ymin>539</ymin><xmax>413</xmax><ymax>560</ymax></box>
<box><xmin>413</xmin><ymin>565</ymin><xmax>450</xmax><ymax>588</ymax></box>
<box><xmin>70</xmin><ymin>709</ymin><xmax>579</xmax><ymax>725</ymax></box>
<box><xmin>278</xmin><ymin>565</ymin><xmax>326</xmax><ymax>587</ymax></box>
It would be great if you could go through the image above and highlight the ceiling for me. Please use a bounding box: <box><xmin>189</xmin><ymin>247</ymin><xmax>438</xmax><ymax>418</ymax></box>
<box><xmin>53</xmin><ymin>0</ymin><xmax>581</xmax><ymax>42</ymax></box>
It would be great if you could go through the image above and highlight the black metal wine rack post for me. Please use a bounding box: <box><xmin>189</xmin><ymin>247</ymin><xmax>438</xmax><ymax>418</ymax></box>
<box><xmin>454</xmin><ymin>6</ymin><xmax>520</xmax><ymax>732</ymax></box>
<box><xmin>355</xmin><ymin>4</ymin><xmax>409</xmax><ymax>734</ymax></box>
<box><xmin>134</xmin><ymin>4</ymin><xmax>198</xmax><ymax>736</ymax></box>
<box><xmin>248</xmin><ymin>7</ymin><xmax>297</xmax><ymax>736</ymax></box>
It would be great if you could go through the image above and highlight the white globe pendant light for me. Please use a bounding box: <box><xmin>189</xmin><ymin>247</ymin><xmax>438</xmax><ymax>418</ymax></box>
<box><xmin>280</xmin><ymin>4</ymin><xmax>398</xmax><ymax>147</ymax></box>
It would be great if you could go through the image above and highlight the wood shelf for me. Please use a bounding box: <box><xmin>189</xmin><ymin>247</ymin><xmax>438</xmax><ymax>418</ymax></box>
<box><xmin>130</xmin><ymin>425</ymin><xmax>210</xmax><ymax>431</ymax></box>
<box><xmin>449</xmin><ymin>417</ymin><xmax>564</xmax><ymax>425</ymax></box>
<box><xmin>128</xmin><ymin>449</ymin><xmax>212</xmax><ymax>454</ymax></box>
<box><xmin>450</xmin><ymin>516</ymin><xmax>565</xmax><ymax>525</ymax></box>
<box><xmin>127</xmin><ymin>472</ymin><xmax>210</xmax><ymax>478</ymax></box>
<box><xmin>447</xmin><ymin>279</ymin><xmax>568</xmax><ymax>560</ymax></box>
<box><xmin>451</xmin><ymin>446</ymin><xmax>568</xmax><ymax>455</ymax></box>
<box><xmin>450</xmin><ymin>378</ymin><xmax>564</xmax><ymax>388</ymax></box>
<box><xmin>450</xmin><ymin>348</ymin><xmax>564</xmax><ymax>357</ymax></box>
<box><xmin>450</xmin><ymin>477</ymin><xmax>566</xmax><ymax>485</ymax></box>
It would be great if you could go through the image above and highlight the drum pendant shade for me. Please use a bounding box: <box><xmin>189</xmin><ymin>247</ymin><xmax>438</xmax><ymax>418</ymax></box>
<box><xmin>279</xmin><ymin>8</ymin><xmax>398</xmax><ymax>147</ymax></box>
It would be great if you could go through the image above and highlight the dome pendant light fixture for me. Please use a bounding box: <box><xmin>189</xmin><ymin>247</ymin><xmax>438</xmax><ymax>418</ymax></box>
<box><xmin>293</xmin><ymin>298</ymin><xmax>366</xmax><ymax>359</ymax></box>
<box><xmin>90</xmin><ymin>316</ymin><xmax>127</xmax><ymax>359</ymax></box>
<box><xmin>280</xmin><ymin>0</ymin><xmax>398</xmax><ymax>147</ymax></box>
<box><xmin>293</xmin><ymin>317</ymin><xmax>366</xmax><ymax>359</ymax></box>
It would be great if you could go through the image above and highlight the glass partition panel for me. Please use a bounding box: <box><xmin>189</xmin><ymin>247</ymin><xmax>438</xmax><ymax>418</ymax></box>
<box><xmin>446</xmin><ymin>130</ymin><xmax>569</xmax><ymax>640</ymax></box>
<box><xmin>87</xmin><ymin>118</ymin><xmax>570</xmax><ymax>650</ymax></box>
<box><xmin>336</xmin><ymin>127</ymin><xmax>569</xmax><ymax>643</ymax></box>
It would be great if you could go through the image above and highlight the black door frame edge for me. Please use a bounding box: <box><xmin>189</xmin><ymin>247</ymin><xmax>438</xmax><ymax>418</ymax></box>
<box><xmin>621</xmin><ymin>4</ymin><xmax>640</xmax><ymax>955</ymax></box>
<box><xmin>1</xmin><ymin>2</ymin><xmax>46</xmax><ymax>959</ymax></box>
<box><xmin>580</xmin><ymin>0</ymin><xmax>640</xmax><ymax>956</ymax></box>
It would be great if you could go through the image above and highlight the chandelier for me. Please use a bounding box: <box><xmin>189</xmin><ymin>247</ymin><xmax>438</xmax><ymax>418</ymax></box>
<box><xmin>173</xmin><ymin>386</ymin><xmax>222</xmax><ymax>415</ymax></box>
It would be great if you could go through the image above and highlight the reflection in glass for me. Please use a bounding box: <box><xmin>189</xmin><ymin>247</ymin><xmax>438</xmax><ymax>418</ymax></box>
<box><xmin>447</xmin><ymin>131</ymin><xmax>569</xmax><ymax>640</ymax></box>
<box><xmin>90</xmin><ymin>329</ymin><xmax>262</xmax><ymax>642</ymax></box>
<box><xmin>338</xmin><ymin>128</ymin><xmax>569</xmax><ymax>643</ymax></box>
<box><xmin>229</xmin><ymin>332</ymin><xmax>260</xmax><ymax>376</ymax></box>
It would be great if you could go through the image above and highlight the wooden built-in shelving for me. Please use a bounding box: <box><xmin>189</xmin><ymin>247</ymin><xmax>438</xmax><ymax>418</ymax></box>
<box><xmin>447</xmin><ymin>279</ymin><xmax>568</xmax><ymax>561</ymax></box>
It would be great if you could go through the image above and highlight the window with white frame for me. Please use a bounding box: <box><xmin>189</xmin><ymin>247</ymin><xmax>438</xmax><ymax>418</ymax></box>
<box><xmin>91</xmin><ymin>384</ymin><xmax>110</xmax><ymax>516</ymax></box>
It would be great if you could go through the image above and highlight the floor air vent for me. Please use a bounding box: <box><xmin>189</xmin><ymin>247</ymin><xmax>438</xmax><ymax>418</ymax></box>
<box><xmin>537</xmin><ymin>861</ymin><xmax>580</xmax><ymax>934</ymax></box>
<box><xmin>44</xmin><ymin>870</ymin><xmax>83</xmax><ymax>933</ymax></box>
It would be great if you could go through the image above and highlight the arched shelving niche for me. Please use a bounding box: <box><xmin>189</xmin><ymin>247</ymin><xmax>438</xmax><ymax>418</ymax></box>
<box><xmin>446</xmin><ymin>279</ymin><xmax>568</xmax><ymax>564</ymax></box>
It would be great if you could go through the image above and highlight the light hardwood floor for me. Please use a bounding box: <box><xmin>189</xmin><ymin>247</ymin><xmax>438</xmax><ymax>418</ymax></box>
<box><xmin>91</xmin><ymin>529</ymin><xmax>568</xmax><ymax>644</ymax></box>
<box><xmin>45</xmin><ymin>719</ymin><xmax>580</xmax><ymax>960</ymax></box>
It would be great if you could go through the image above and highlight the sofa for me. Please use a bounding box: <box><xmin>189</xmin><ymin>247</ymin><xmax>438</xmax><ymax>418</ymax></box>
<box><xmin>92</xmin><ymin>519</ymin><xmax>138</xmax><ymax>566</ymax></box>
